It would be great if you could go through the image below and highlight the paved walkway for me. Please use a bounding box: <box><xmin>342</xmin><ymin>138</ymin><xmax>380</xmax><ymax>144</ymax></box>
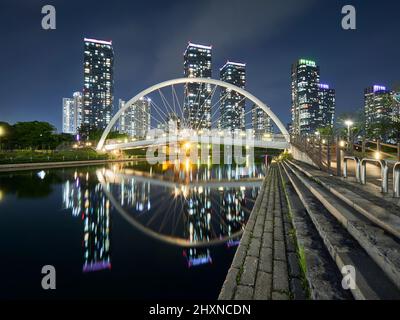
<box><xmin>218</xmin><ymin>164</ymin><xmax>307</xmax><ymax>300</ymax></box>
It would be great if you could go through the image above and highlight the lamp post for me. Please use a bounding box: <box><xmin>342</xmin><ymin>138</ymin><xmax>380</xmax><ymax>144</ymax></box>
<box><xmin>344</xmin><ymin>120</ymin><xmax>353</xmax><ymax>143</ymax></box>
<box><xmin>0</xmin><ymin>126</ymin><xmax>4</xmax><ymax>151</ymax></box>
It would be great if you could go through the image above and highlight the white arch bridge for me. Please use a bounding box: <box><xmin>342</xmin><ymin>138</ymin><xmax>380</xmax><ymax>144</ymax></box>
<box><xmin>96</xmin><ymin>78</ymin><xmax>290</xmax><ymax>152</ymax></box>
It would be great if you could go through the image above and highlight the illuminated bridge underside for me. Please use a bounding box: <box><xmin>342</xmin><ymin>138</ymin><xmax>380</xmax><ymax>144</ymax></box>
<box><xmin>103</xmin><ymin>134</ymin><xmax>289</xmax><ymax>151</ymax></box>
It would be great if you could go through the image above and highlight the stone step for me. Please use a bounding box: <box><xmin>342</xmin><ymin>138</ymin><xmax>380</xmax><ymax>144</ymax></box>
<box><xmin>282</xmin><ymin>162</ymin><xmax>400</xmax><ymax>300</ymax></box>
<box><xmin>285</xmin><ymin>160</ymin><xmax>400</xmax><ymax>290</ymax></box>
<box><xmin>279</xmin><ymin>164</ymin><xmax>352</xmax><ymax>300</ymax></box>
<box><xmin>287</xmin><ymin>159</ymin><xmax>400</xmax><ymax>240</ymax></box>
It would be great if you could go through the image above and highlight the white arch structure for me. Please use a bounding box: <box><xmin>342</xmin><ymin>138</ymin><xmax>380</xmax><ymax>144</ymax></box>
<box><xmin>96</xmin><ymin>78</ymin><xmax>290</xmax><ymax>151</ymax></box>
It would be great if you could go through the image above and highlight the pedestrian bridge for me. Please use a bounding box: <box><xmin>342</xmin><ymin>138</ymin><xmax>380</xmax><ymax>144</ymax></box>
<box><xmin>95</xmin><ymin>77</ymin><xmax>291</xmax><ymax>152</ymax></box>
<box><xmin>101</xmin><ymin>132</ymin><xmax>289</xmax><ymax>152</ymax></box>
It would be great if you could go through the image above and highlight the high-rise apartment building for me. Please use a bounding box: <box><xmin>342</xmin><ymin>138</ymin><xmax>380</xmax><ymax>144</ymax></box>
<box><xmin>364</xmin><ymin>85</ymin><xmax>393</xmax><ymax>137</ymax></box>
<box><xmin>251</xmin><ymin>104</ymin><xmax>273</xmax><ymax>139</ymax></box>
<box><xmin>183</xmin><ymin>42</ymin><xmax>212</xmax><ymax>130</ymax></box>
<box><xmin>119</xmin><ymin>97</ymin><xmax>151</xmax><ymax>138</ymax></box>
<box><xmin>83</xmin><ymin>38</ymin><xmax>114</xmax><ymax>130</ymax></box>
<box><xmin>291</xmin><ymin>59</ymin><xmax>320</xmax><ymax>135</ymax></box>
<box><xmin>291</xmin><ymin>59</ymin><xmax>335</xmax><ymax>135</ymax></box>
<box><xmin>219</xmin><ymin>61</ymin><xmax>246</xmax><ymax>133</ymax></box>
<box><xmin>318</xmin><ymin>83</ymin><xmax>335</xmax><ymax>128</ymax></box>
<box><xmin>62</xmin><ymin>91</ymin><xmax>83</xmax><ymax>135</ymax></box>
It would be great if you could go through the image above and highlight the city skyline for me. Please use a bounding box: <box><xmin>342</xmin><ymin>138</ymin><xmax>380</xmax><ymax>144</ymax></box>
<box><xmin>1</xmin><ymin>0</ymin><xmax>400</xmax><ymax>132</ymax></box>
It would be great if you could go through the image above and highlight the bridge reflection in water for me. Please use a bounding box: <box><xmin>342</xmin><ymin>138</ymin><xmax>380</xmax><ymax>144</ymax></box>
<box><xmin>62</xmin><ymin>160</ymin><xmax>266</xmax><ymax>271</ymax></box>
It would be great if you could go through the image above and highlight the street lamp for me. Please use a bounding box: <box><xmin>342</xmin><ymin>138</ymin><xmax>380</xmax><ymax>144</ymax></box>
<box><xmin>0</xmin><ymin>126</ymin><xmax>5</xmax><ymax>151</ymax></box>
<box><xmin>344</xmin><ymin>120</ymin><xmax>354</xmax><ymax>142</ymax></box>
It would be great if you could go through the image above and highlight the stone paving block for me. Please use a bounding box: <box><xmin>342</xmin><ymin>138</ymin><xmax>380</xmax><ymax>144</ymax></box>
<box><xmin>253</xmin><ymin>225</ymin><xmax>263</xmax><ymax>239</ymax></box>
<box><xmin>240</xmin><ymin>256</ymin><xmax>258</xmax><ymax>286</ymax></box>
<box><xmin>266</xmin><ymin>210</ymin><xmax>274</xmax><ymax>222</ymax></box>
<box><xmin>274</xmin><ymin>216</ymin><xmax>283</xmax><ymax>228</ymax></box>
<box><xmin>272</xmin><ymin>291</ymin><xmax>289</xmax><ymax>300</ymax></box>
<box><xmin>288</xmin><ymin>252</ymin><xmax>301</xmax><ymax>278</ymax></box>
<box><xmin>256</xmin><ymin>215</ymin><xmax>265</xmax><ymax>227</ymax></box>
<box><xmin>241</xmin><ymin>232</ymin><xmax>251</xmax><ymax>247</ymax></box>
<box><xmin>231</xmin><ymin>245</ymin><xmax>248</xmax><ymax>269</ymax></box>
<box><xmin>248</xmin><ymin>238</ymin><xmax>261</xmax><ymax>257</ymax></box>
<box><xmin>259</xmin><ymin>247</ymin><xmax>273</xmax><ymax>273</ymax></box>
<box><xmin>234</xmin><ymin>285</ymin><xmax>253</xmax><ymax>300</ymax></box>
<box><xmin>262</xmin><ymin>231</ymin><xmax>273</xmax><ymax>248</ymax></box>
<box><xmin>290</xmin><ymin>278</ymin><xmax>307</xmax><ymax>300</ymax></box>
<box><xmin>285</xmin><ymin>235</ymin><xmax>296</xmax><ymax>253</ymax></box>
<box><xmin>273</xmin><ymin>260</ymin><xmax>289</xmax><ymax>293</ymax></box>
<box><xmin>274</xmin><ymin>226</ymin><xmax>284</xmax><ymax>241</ymax></box>
<box><xmin>245</xmin><ymin>220</ymin><xmax>255</xmax><ymax>231</ymax></box>
<box><xmin>219</xmin><ymin>268</ymin><xmax>240</xmax><ymax>300</ymax></box>
<box><xmin>254</xmin><ymin>271</ymin><xmax>272</xmax><ymax>300</ymax></box>
<box><xmin>264</xmin><ymin>221</ymin><xmax>273</xmax><ymax>233</ymax></box>
<box><xmin>274</xmin><ymin>240</ymin><xmax>286</xmax><ymax>261</ymax></box>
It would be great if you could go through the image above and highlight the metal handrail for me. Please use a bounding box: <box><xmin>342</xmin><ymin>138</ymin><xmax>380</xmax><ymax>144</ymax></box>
<box><xmin>360</xmin><ymin>158</ymin><xmax>389</xmax><ymax>193</ymax></box>
<box><xmin>343</xmin><ymin>156</ymin><xmax>360</xmax><ymax>182</ymax></box>
<box><xmin>394</xmin><ymin>162</ymin><xmax>400</xmax><ymax>198</ymax></box>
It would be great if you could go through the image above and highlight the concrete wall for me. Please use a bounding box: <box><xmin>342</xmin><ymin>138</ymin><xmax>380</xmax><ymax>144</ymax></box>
<box><xmin>290</xmin><ymin>145</ymin><xmax>319</xmax><ymax>168</ymax></box>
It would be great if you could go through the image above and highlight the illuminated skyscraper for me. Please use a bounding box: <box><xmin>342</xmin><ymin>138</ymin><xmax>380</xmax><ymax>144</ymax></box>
<box><xmin>291</xmin><ymin>59</ymin><xmax>320</xmax><ymax>135</ymax></box>
<box><xmin>318</xmin><ymin>83</ymin><xmax>335</xmax><ymax>128</ymax></box>
<box><xmin>83</xmin><ymin>38</ymin><xmax>114</xmax><ymax>130</ymax></box>
<box><xmin>62</xmin><ymin>92</ymin><xmax>83</xmax><ymax>135</ymax></box>
<box><xmin>183</xmin><ymin>42</ymin><xmax>212</xmax><ymax>130</ymax></box>
<box><xmin>62</xmin><ymin>98</ymin><xmax>75</xmax><ymax>134</ymax></box>
<box><xmin>219</xmin><ymin>61</ymin><xmax>246</xmax><ymax>132</ymax></box>
<box><xmin>364</xmin><ymin>85</ymin><xmax>393</xmax><ymax>140</ymax></box>
<box><xmin>291</xmin><ymin>59</ymin><xmax>336</xmax><ymax>135</ymax></box>
<box><xmin>119</xmin><ymin>97</ymin><xmax>151</xmax><ymax>138</ymax></box>
<box><xmin>251</xmin><ymin>104</ymin><xmax>273</xmax><ymax>139</ymax></box>
<box><xmin>118</xmin><ymin>99</ymin><xmax>127</xmax><ymax>134</ymax></box>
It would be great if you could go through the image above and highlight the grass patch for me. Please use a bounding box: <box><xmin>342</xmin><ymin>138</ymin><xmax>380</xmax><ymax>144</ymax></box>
<box><xmin>0</xmin><ymin>148</ymin><xmax>109</xmax><ymax>164</ymax></box>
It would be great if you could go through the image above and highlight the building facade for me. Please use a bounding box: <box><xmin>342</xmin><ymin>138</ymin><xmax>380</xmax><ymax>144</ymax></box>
<box><xmin>318</xmin><ymin>83</ymin><xmax>335</xmax><ymax>128</ymax></box>
<box><xmin>251</xmin><ymin>104</ymin><xmax>273</xmax><ymax>139</ymax></box>
<box><xmin>119</xmin><ymin>97</ymin><xmax>151</xmax><ymax>138</ymax></box>
<box><xmin>183</xmin><ymin>42</ymin><xmax>212</xmax><ymax>130</ymax></box>
<box><xmin>219</xmin><ymin>61</ymin><xmax>246</xmax><ymax>133</ymax></box>
<box><xmin>83</xmin><ymin>38</ymin><xmax>114</xmax><ymax>130</ymax></box>
<box><xmin>364</xmin><ymin>85</ymin><xmax>394</xmax><ymax>140</ymax></box>
<box><xmin>291</xmin><ymin>59</ymin><xmax>335</xmax><ymax>135</ymax></box>
<box><xmin>291</xmin><ymin>59</ymin><xmax>320</xmax><ymax>136</ymax></box>
<box><xmin>62</xmin><ymin>91</ymin><xmax>83</xmax><ymax>135</ymax></box>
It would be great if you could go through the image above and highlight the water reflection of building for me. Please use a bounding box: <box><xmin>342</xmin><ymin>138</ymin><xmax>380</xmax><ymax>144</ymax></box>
<box><xmin>119</xmin><ymin>178</ymin><xmax>151</xmax><ymax>212</ymax></box>
<box><xmin>218</xmin><ymin>188</ymin><xmax>247</xmax><ymax>240</ymax></box>
<box><xmin>182</xmin><ymin>186</ymin><xmax>213</xmax><ymax>268</ymax></box>
<box><xmin>62</xmin><ymin>171</ymin><xmax>111</xmax><ymax>272</ymax></box>
<box><xmin>83</xmin><ymin>183</ymin><xmax>111</xmax><ymax>272</ymax></box>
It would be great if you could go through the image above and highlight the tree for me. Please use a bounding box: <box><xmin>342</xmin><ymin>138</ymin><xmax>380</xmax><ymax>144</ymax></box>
<box><xmin>11</xmin><ymin>121</ymin><xmax>56</xmax><ymax>150</ymax></box>
<box><xmin>78</xmin><ymin>124</ymin><xmax>128</xmax><ymax>143</ymax></box>
<box><xmin>336</xmin><ymin>108</ymin><xmax>365</xmax><ymax>140</ymax></box>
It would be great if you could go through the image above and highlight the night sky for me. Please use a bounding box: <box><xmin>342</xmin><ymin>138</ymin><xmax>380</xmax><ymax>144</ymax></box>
<box><xmin>0</xmin><ymin>0</ymin><xmax>399</xmax><ymax>132</ymax></box>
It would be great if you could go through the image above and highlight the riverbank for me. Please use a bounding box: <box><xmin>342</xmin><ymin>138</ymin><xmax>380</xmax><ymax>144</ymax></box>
<box><xmin>0</xmin><ymin>158</ymin><xmax>141</xmax><ymax>172</ymax></box>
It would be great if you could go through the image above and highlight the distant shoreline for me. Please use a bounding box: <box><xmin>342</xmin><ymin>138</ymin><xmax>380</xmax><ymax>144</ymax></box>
<box><xmin>0</xmin><ymin>158</ymin><xmax>142</xmax><ymax>173</ymax></box>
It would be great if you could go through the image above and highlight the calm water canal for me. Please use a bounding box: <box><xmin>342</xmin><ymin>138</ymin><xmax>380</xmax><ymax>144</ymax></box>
<box><xmin>0</xmin><ymin>161</ymin><xmax>266</xmax><ymax>299</ymax></box>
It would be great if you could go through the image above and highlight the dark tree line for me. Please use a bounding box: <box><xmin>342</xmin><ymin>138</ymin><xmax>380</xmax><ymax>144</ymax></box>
<box><xmin>0</xmin><ymin>121</ymin><xmax>74</xmax><ymax>150</ymax></box>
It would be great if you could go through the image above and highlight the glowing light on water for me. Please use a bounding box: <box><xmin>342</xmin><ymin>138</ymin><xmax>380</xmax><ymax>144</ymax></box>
<box><xmin>37</xmin><ymin>170</ymin><xmax>46</xmax><ymax>180</ymax></box>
